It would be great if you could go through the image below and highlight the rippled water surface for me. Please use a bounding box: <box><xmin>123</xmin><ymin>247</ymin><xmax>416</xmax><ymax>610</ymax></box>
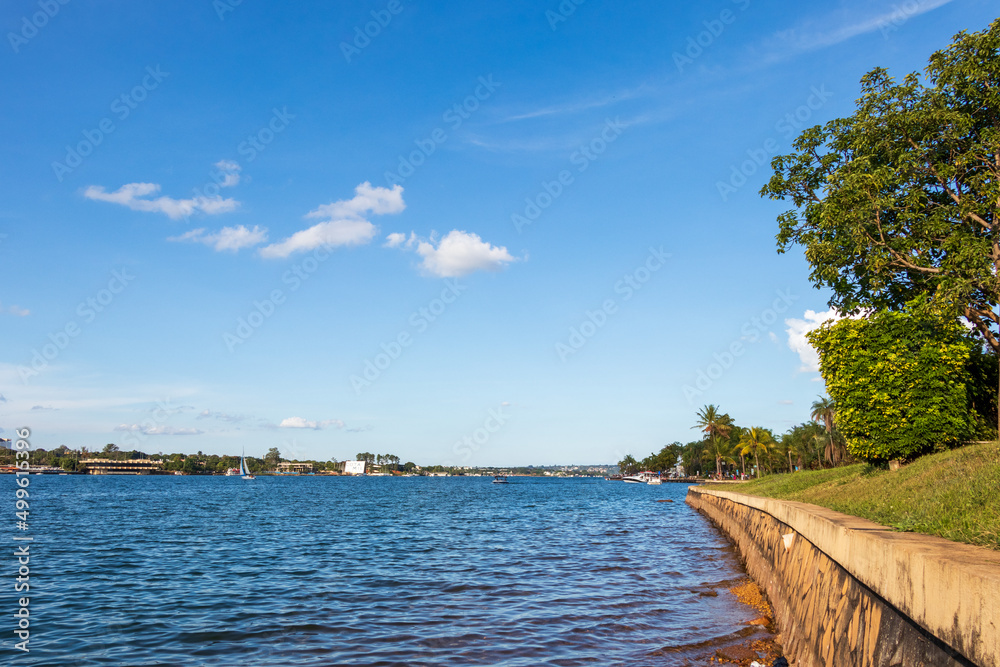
<box><xmin>12</xmin><ymin>476</ymin><xmax>760</xmax><ymax>666</ymax></box>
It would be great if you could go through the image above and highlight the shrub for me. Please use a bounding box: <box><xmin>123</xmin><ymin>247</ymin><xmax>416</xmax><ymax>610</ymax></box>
<box><xmin>808</xmin><ymin>312</ymin><xmax>982</xmax><ymax>462</ymax></box>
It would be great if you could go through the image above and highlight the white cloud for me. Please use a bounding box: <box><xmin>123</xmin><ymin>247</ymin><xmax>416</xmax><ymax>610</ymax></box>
<box><xmin>785</xmin><ymin>308</ymin><xmax>846</xmax><ymax>372</ymax></box>
<box><xmin>169</xmin><ymin>225</ymin><xmax>268</xmax><ymax>252</ymax></box>
<box><xmin>1</xmin><ymin>303</ymin><xmax>29</xmax><ymax>316</ymax></box>
<box><xmin>113</xmin><ymin>424</ymin><xmax>203</xmax><ymax>436</ymax></box>
<box><xmin>261</xmin><ymin>182</ymin><xmax>405</xmax><ymax>259</ymax></box>
<box><xmin>384</xmin><ymin>232</ymin><xmax>407</xmax><ymax>248</ymax></box>
<box><xmin>307</xmin><ymin>182</ymin><xmax>405</xmax><ymax>220</ymax></box>
<box><xmin>279</xmin><ymin>417</ymin><xmax>345</xmax><ymax>430</ymax></box>
<box><xmin>83</xmin><ymin>182</ymin><xmax>239</xmax><ymax>220</ymax></box>
<box><xmin>416</xmin><ymin>230</ymin><xmax>516</xmax><ymax>278</ymax></box>
<box><xmin>214</xmin><ymin>160</ymin><xmax>241</xmax><ymax>187</ymax></box>
<box><xmin>260</xmin><ymin>219</ymin><xmax>377</xmax><ymax>258</ymax></box>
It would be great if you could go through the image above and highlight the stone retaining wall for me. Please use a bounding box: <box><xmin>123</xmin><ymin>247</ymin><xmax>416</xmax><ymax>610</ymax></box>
<box><xmin>686</xmin><ymin>487</ymin><xmax>1000</xmax><ymax>667</ymax></box>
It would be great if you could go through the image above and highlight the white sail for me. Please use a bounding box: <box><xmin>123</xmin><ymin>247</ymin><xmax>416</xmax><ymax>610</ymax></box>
<box><xmin>240</xmin><ymin>456</ymin><xmax>249</xmax><ymax>476</ymax></box>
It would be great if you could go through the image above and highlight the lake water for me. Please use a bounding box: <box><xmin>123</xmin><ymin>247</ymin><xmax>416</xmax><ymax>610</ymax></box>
<box><xmin>9</xmin><ymin>476</ymin><xmax>764</xmax><ymax>666</ymax></box>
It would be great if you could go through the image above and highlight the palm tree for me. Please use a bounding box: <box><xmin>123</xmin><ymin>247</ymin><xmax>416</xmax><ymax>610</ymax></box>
<box><xmin>617</xmin><ymin>454</ymin><xmax>638</xmax><ymax>475</ymax></box>
<box><xmin>810</xmin><ymin>396</ymin><xmax>843</xmax><ymax>466</ymax></box>
<box><xmin>739</xmin><ymin>427</ymin><xmax>775</xmax><ymax>478</ymax></box>
<box><xmin>701</xmin><ymin>441</ymin><xmax>737</xmax><ymax>477</ymax></box>
<box><xmin>777</xmin><ymin>433</ymin><xmax>796</xmax><ymax>472</ymax></box>
<box><xmin>694</xmin><ymin>404</ymin><xmax>735</xmax><ymax>478</ymax></box>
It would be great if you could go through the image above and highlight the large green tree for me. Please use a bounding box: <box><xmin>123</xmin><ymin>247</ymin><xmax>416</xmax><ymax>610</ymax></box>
<box><xmin>762</xmin><ymin>19</ymin><xmax>1000</xmax><ymax>433</ymax></box>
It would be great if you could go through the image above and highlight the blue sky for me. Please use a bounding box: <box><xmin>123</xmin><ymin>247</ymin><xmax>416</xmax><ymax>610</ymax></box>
<box><xmin>1</xmin><ymin>0</ymin><xmax>995</xmax><ymax>465</ymax></box>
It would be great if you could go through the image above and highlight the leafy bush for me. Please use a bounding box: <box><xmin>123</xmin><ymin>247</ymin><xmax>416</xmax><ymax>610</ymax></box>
<box><xmin>808</xmin><ymin>312</ymin><xmax>983</xmax><ymax>462</ymax></box>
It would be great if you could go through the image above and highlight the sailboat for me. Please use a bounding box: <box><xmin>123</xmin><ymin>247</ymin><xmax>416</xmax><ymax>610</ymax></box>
<box><xmin>241</xmin><ymin>451</ymin><xmax>255</xmax><ymax>480</ymax></box>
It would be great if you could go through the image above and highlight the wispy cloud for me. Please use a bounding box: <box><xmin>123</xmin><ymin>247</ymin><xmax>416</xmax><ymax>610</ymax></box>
<box><xmin>0</xmin><ymin>303</ymin><xmax>29</xmax><ymax>317</ymax></box>
<box><xmin>114</xmin><ymin>424</ymin><xmax>203</xmax><ymax>436</ymax></box>
<box><xmin>169</xmin><ymin>225</ymin><xmax>268</xmax><ymax>252</ymax></box>
<box><xmin>759</xmin><ymin>0</ymin><xmax>956</xmax><ymax>60</ymax></box>
<box><xmin>500</xmin><ymin>86</ymin><xmax>649</xmax><ymax>123</ymax></box>
<box><xmin>84</xmin><ymin>181</ymin><xmax>239</xmax><ymax>220</ymax></box>
<box><xmin>260</xmin><ymin>182</ymin><xmax>405</xmax><ymax>259</ymax></box>
<box><xmin>197</xmin><ymin>410</ymin><xmax>249</xmax><ymax>423</ymax></box>
<box><xmin>279</xmin><ymin>417</ymin><xmax>345</xmax><ymax>430</ymax></box>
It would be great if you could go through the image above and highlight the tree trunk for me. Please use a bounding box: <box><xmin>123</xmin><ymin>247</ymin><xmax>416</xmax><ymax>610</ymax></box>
<box><xmin>754</xmin><ymin>452</ymin><xmax>760</xmax><ymax>478</ymax></box>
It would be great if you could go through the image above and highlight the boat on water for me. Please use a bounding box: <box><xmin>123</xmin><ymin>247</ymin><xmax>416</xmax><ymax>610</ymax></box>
<box><xmin>224</xmin><ymin>467</ymin><xmax>240</xmax><ymax>476</ymax></box>
<box><xmin>492</xmin><ymin>475</ymin><xmax>509</xmax><ymax>484</ymax></box>
<box><xmin>240</xmin><ymin>452</ymin><xmax>255</xmax><ymax>480</ymax></box>
<box><xmin>622</xmin><ymin>471</ymin><xmax>661</xmax><ymax>484</ymax></box>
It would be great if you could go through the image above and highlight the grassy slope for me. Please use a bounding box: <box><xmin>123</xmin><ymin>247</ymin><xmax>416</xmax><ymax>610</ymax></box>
<box><xmin>704</xmin><ymin>442</ymin><xmax>1000</xmax><ymax>551</ymax></box>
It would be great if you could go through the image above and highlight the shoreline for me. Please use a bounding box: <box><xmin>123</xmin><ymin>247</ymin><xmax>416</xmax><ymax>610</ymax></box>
<box><xmin>687</xmin><ymin>485</ymin><xmax>1000</xmax><ymax>667</ymax></box>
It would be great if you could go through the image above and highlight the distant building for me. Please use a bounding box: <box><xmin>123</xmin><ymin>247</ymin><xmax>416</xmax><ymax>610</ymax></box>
<box><xmin>276</xmin><ymin>462</ymin><xmax>314</xmax><ymax>474</ymax></box>
<box><xmin>342</xmin><ymin>460</ymin><xmax>366</xmax><ymax>475</ymax></box>
<box><xmin>82</xmin><ymin>459</ymin><xmax>164</xmax><ymax>475</ymax></box>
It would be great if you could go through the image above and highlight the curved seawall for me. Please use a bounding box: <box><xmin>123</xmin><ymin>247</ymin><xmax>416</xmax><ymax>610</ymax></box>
<box><xmin>686</xmin><ymin>487</ymin><xmax>1000</xmax><ymax>667</ymax></box>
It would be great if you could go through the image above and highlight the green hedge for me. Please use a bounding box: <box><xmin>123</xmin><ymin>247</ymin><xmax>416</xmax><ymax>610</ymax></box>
<box><xmin>808</xmin><ymin>312</ymin><xmax>981</xmax><ymax>462</ymax></box>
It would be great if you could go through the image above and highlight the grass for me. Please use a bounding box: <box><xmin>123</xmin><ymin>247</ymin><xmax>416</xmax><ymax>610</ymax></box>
<box><xmin>703</xmin><ymin>441</ymin><xmax>1000</xmax><ymax>551</ymax></box>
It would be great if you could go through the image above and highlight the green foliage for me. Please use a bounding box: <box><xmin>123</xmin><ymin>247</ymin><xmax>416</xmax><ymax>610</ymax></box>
<box><xmin>694</xmin><ymin>404</ymin><xmax>736</xmax><ymax>477</ymax></box>
<box><xmin>762</xmin><ymin>20</ymin><xmax>1000</xmax><ymax>353</ymax></box>
<box><xmin>738</xmin><ymin>427</ymin><xmax>776</xmax><ymax>478</ymax></box>
<box><xmin>617</xmin><ymin>454</ymin><xmax>639</xmax><ymax>475</ymax></box>
<box><xmin>264</xmin><ymin>447</ymin><xmax>281</xmax><ymax>468</ymax></box>
<box><xmin>809</xmin><ymin>311</ymin><xmax>979</xmax><ymax>462</ymax></box>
